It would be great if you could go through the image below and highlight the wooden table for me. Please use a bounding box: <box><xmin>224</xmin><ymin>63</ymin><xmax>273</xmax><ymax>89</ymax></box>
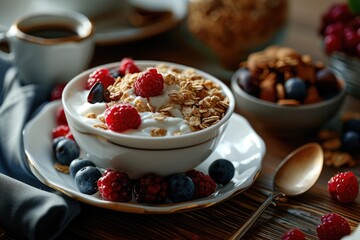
<box><xmin>2</xmin><ymin>0</ymin><xmax>360</xmax><ymax>239</ymax></box>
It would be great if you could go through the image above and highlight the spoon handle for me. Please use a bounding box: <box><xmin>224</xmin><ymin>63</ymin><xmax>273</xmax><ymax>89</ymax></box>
<box><xmin>228</xmin><ymin>191</ymin><xmax>284</xmax><ymax>240</ymax></box>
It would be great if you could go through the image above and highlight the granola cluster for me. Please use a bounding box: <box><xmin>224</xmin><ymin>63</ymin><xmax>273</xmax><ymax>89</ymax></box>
<box><xmin>85</xmin><ymin>64</ymin><xmax>230</xmax><ymax>136</ymax></box>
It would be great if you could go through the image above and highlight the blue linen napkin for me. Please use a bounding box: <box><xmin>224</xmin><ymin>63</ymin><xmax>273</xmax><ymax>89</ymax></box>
<box><xmin>0</xmin><ymin>63</ymin><xmax>80</xmax><ymax>240</ymax></box>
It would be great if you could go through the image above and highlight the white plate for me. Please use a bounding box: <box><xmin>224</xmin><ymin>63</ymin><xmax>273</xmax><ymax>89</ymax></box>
<box><xmin>0</xmin><ymin>0</ymin><xmax>187</xmax><ymax>45</ymax></box>
<box><xmin>23</xmin><ymin>100</ymin><xmax>265</xmax><ymax>214</ymax></box>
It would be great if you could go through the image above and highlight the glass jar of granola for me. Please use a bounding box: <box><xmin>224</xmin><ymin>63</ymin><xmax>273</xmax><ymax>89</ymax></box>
<box><xmin>187</xmin><ymin>0</ymin><xmax>288</xmax><ymax>70</ymax></box>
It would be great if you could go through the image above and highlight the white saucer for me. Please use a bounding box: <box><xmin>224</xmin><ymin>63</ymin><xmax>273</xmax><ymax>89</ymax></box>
<box><xmin>23</xmin><ymin>100</ymin><xmax>265</xmax><ymax>214</ymax></box>
<box><xmin>0</xmin><ymin>0</ymin><xmax>187</xmax><ymax>45</ymax></box>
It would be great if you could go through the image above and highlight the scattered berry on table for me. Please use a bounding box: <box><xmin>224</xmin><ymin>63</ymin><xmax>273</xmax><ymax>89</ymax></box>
<box><xmin>105</xmin><ymin>103</ymin><xmax>141</xmax><ymax>132</ymax></box>
<box><xmin>119</xmin><ymin>58</ymin><xmax>140</xmax><ymax>76</ymax></box>
<box><xmin>328</xmin><ymin>171</ymin><xmax>359</xmax><ymax>203</ymax></box>
<box><xmin>133</xmin><ymin>174</ymin><xmax>169</xmax><ymax>204</ymax></box>
<box><xmin>97</xmin><ymin>169</ymin><xmax>133</xmax><ymax>202</ymax></box>
<box><xmin>316</xmin><ymin>213</ymin><xmax>351</xmax><ymax>240</ymax></box>
<box><xmin>50</xmin><ymin>83</ymin><xmax>67</xmax><ymax>101</ymax></box>
<box><xmin>86</xmin><ymin>68</ymin><xmax>115</xmax><ymax>90</ymax></box>
<box><xmin>284</xmin><ymin>77</ymin><xmax>307</xmax><ymax>102</ymax></box>
<box><xmin>55</xmin><ymin>106</ymin><xmax>68</xmax><ymax>126</ymax></box>
<box><xmin>208</xmin><ymin>159</ymin><xmax>235</xmax><ymax>185</ymax></box>
<box><xmin>341</xmin><ymin>131</ymin><xmax>360</xmax><ymax>154</ymax></box>
<box><xmin>186</xmin><ymin>170</ymin><xmax>216</xmax><ymax>198</ymax></box>
<box><xmin>134</xmin><ymin>68</ymin><xmax>164</xmax><ymax>98</ymax></box>
<box><xmin>52</xmin><ymin>125</ymin><xmax>70</xmax><ymax>139</ymax></box>
<box><xmin>75</xmin><ymin>166</ymin><xmax>102</xmax><ymax>195</ymax></box>
<box><xmin>55</xmin><ymin>138</ymin><xmax>80</xmax><ymax>165</ymax></box>
<box><xmin>281</xmin><ymin>228</ymin><xmax>306</xmax><ymax>240</ymax></box>
<box><xmin>87</xmin><ymin>82</ymin><xmax>110</xmax><ymax>104</ymax></box>
<box><xmin>168</xmin><ymin>173</ymin><xmax>195</xmax><ymax>203</ymax></box>
<box><xmin>69</xmin><ymin>158</ymin><xmax>96</xmax><ymax>178</ymax></box>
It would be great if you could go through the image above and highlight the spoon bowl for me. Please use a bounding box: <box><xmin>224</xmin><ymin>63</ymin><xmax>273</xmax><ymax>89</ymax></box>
<box><xmin>229</xmin><ymin>142</ymin><xmax>323</xmax><ymax>239</ymax></box>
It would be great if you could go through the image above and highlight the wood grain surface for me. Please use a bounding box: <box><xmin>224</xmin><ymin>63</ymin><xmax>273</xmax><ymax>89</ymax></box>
<box><xmin>1</xmin><ymin>0</ymin><xmax>359</xmax><ymax>239</ymax></box>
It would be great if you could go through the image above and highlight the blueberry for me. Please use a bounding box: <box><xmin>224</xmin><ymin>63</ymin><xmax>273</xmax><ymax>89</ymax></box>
<box><xmin>55</xmin><ymin>138</ymin><xmax>80</xmax><ymax>165</ymax></box>
<box><xmin>69</xmin><ymin>158</ymin><xmax>95</xmax><ymax>178</ymax></box>
<box><xmin>52</xmin><ymin>136</ymin><xmax>66</xmax><ymax>152</ymax></box>
<box><xmin>343</xmin><ymin>119</ymin><xmax>360</xmax><ymax>134</ymax></box>
<box><xmin>74</xmin><ymin>166</ymin><xmax>102</xmax><ymax>195</ymax></box>
<box><xmin>342</xmin><ymin>131</ymin><xmax>360</xmax><ymax>154</ymax></box>
<box><xmin>237</xmin><ymin>67</ymin><xmax>259</xmax><ymax>96</ymax></box>
<box><xmin>87</xmin><ymin>82</ymin><xmax>110</xmax><ymax>104</ymax></box>
<box><xmin>168</xmin><ymin>174</ymin><xmax>195</xmax><ymax>203</ymax></box>
<box><xmin>284</xmin><ymin>77</ymin><xmax>307</xmax><ymax>102</ymax></box>
<box><xmin>208</xmin><ymin>159</ymin><xmax>235</xmax><ymax>185</ymax></box>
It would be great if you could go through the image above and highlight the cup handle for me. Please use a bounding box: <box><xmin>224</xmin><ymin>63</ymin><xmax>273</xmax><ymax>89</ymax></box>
<box><xmin>0</xmin><ymin>31</ymin><xmax>14</xmax><ymax>63</ymax></box>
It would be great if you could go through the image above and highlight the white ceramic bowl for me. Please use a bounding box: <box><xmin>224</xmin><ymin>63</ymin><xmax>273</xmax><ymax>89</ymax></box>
<box><xmin>231</xmin><ymin>69</ymin><xmax>346</xmax><ymax>137</ymax></box>
<box><xmin>63</xmin><ymin>61</ymin><xmax>235</xmax><ymax>178</ymax></box>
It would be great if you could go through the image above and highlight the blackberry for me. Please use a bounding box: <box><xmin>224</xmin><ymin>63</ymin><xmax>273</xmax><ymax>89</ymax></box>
<box><xmin>133</xmin><ymin>174</ymin><xmax>168</xmax><ymax>204</ymax></box>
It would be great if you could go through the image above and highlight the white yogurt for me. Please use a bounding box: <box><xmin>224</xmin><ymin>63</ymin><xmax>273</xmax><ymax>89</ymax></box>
<box><xmin>70</xmin><ymin>84</ymin><xmax>192</xmax><ymax>137</ymax></box>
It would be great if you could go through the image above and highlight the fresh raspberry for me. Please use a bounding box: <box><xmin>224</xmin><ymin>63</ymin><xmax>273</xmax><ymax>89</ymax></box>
<box><xmin>316</xmin><ymin>213</ymin><xmax>351</xmax><ymax>240</ymax></box>
<box><xmin>328</xmin><ymin>171</ymin><xmax>359</xmax><ymax>203</ymax></box>
<box><xmin>282</xmin><ymin>228</ymin><xmax>305</xmax><ymax>240</ymax></box>
<box><xmin>86</xmin><ymin>68</ymin><xmax>115</xmax><ymax>90</ymax></box>
<box><xmin>104</xmin><ymin>103</ymin><xmax>141</xmax><ymax>132</ymax></box>
<box><xmin>52</xmin><ymin>125</ymin><xmax>70</xmax><ymax>139</ymax></box>
<box><xmin>119</xmin><ymin>58</ymin><xmax>140</xmax><ymax>76</ymax></box>
<box><xmin>134</xmin><ymin>68</ymin><xmax>164</xmax><ymax>98</ymax></box>
<box><xmin>55</xmin><ymin>106</ymin><xmax>68</xmax><ymax>126</ymax></box>
<box><xmin>97</xmin><ymin>169</ymin><xmax>132</xmax><ymax>202</ymax></box>
<box><xmin>50</xmin><ymin>83</ymin><xmax>67</xmax><ymax>101</ymax></box>
<box><xmin>65</xmin><ymin>131</ymin><xmax>75</xmax><ymax>141</ymax></box>
<box><xmin>133</xmin><ymin>174</ymin><xmax>169</xmax><ymax>204</ymax></box>
<box><xmin>186</xmin><ymin>170</ymin><xmax>216</xmax><ymax>198</ymax></box>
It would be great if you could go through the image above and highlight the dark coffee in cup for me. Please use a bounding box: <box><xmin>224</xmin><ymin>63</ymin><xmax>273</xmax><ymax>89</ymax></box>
<box><xmin>24</xmin><ymin>26</ymin><xmax>78</xmax><ymax>39</ymax></box>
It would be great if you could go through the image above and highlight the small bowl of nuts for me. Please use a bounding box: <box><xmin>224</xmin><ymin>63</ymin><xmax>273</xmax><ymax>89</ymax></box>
<box><xmin>63</xmin><ymin>59</ymin><xmax>235</xmax><ymax>178</ymax></box>
<box><xmin>231</xmin><ymin>46</ymin><xmax>347</xmax><ymax>137</ymax></box>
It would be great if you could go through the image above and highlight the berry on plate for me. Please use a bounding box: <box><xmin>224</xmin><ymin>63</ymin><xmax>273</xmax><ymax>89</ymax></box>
<box><xmin>186</xmin><ymin>170</ymin><xmax>216</xmax><ymax>198</ymax></box>
<box><xmin>328</xmin><ymin>171</ymin><xmax>359</xmax><ymax>203</ymax></box>
<box><xmin>69</xmin><ymin>158</ymin><xmax>96</xmax><ymax>178</ymax></box>
<box><xmin>133</xmin><ymin>174</ymin><xmax>169</xmax><ymax>204</ymax></box>
<box><xmin>316</xmin><ymin>213</ymin><xmax>351</xmax><ymax>240</ymax></box>
<box><xmin>168</xmin><ymin>173</ymin><xmax>195</xmax><ymax>203</ymax></box>
<box><xmin>341</xmin><ymin>131</ymin><xmax>360</xmax><ymax>154</ymax></box>
<box><xmin>208</xmin><ymin>159</ymin><xmax>235</xmax><ymax>185</ymax></box>
<box><xmin>104</xmin><ymin>103</ymin><xmax>141</xmax><ymax>132</ymax></box>
<box><xmin>55</xmin><ymin>105</ymin><xmax>68</xmax><ymax>126</ymax></box>
<box><xmin>74</xmin><ymin>166</ymin><xmax>102</xmax><ymax>195</ymax></box>
<box><xmin>86</xmin><ymin>68</ymin><xmax>115</xmax><ymax>90</ymax></box>
<box><xmin>97</xmin><ymin>169</ymin><xmax>133</xmax><ymax>202</ymax></box>
<box><xmin>281</xmin><ymin>228</ymin><xmax>306</xmax><ymax>240</ymax></box>
<box><xmin>52</xmin><ymin>125</ymin><xmax>70</xmax><ymax>139</ymax></box>
<box><xmin>134</xmin><ymin>68</ymin><xmax>164</xmax><ymax>98</ymax></box>
<box><xmin>55</xmin><ymin>138</ymin><xmax>80</xmax><ymax>165</ymax></box>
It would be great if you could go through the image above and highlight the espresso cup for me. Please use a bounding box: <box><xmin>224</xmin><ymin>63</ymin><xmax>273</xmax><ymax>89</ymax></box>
<box><xmin>0</xmin><ymin>11</ymin><xmax>95</xmax><ymax>86</ymax></box>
